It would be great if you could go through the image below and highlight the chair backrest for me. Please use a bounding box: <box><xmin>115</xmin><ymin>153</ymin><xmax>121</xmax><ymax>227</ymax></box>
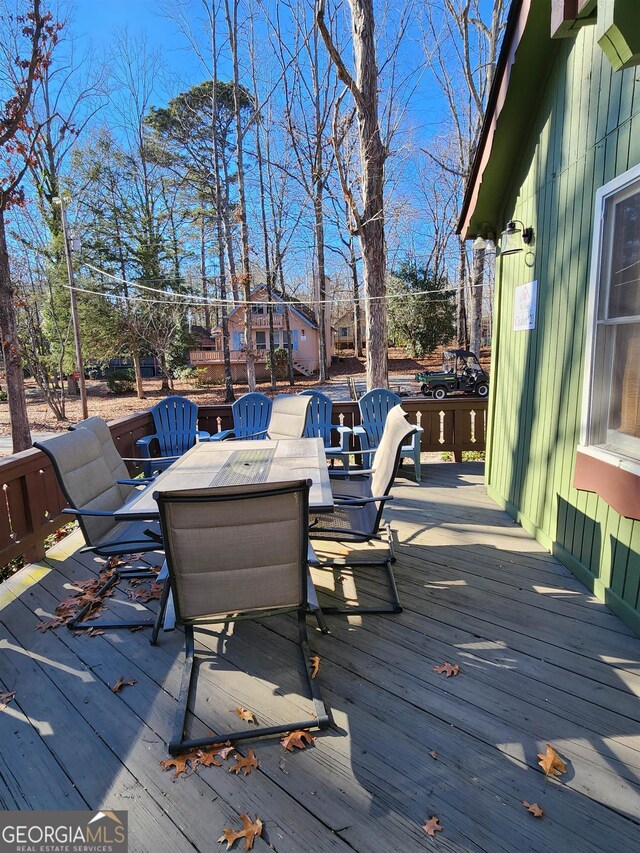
<box><xmin>151</xmin><ymin>396</ymin><xmax>199</xmax><ymax>456</ymax></box>
<box><xmin>34</xmin><ymin>430</ymin><xmax>124</xmax><ymax>546</ymax></box>
<box><xmin>300</xmin><ymin>390</ymin><xmax>334</xmax><ymax>444</ymax></box>
<box><xmin>232</xmin><ymin>392</ymin><xmax>272</xmax><ymax>439</ymax></box>
<box><xmin>370</xmin><ymin>404</ymin><xmax>417</xmax><ymax>501</ymax></box>
<box><xmin>358</xmin><ymin>388</ymin><xmax>402</xmax><ymax>445</ymax></box>
<box><xmin>156</xmin><ymin>479</ymin><xmax>310</xmax><ymax>624</ymax></box>
<box><xmin>71</xmin><ymin>416</ymin><xmax>133</xmax><ymax>502</ymax></box>
<box><xmin>268</xmin><ymin>395</ymin><xmax>311</xmax><ymax>440</ymax></box>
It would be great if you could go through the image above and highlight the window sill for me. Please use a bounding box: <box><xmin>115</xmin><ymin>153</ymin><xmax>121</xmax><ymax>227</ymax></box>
<box><xmin>574</xmin><ymin>445</ymin><xmax>640</xmax><ymax>519</ymax></box>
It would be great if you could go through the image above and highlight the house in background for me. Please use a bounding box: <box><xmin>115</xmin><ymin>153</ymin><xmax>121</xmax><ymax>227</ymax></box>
<box><xmin>333</xmin><ymin>309</ymin><xmax>366</xmax><ymax>351</ymax></box>
<box><xmin>459</xmin><ymin>0</ymin><xmax>640</xmax><ymax>633</ymax></box>
<box><xmin>190</xmin><ymin>285</ymin><xmax>330</xmax><ymax>381</ymax></box>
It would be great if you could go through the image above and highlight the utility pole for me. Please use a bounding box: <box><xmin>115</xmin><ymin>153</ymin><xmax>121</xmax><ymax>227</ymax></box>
<box><xmin>54</xmin><ymin>196</ymin><xmax>88</xmax><ymax>420</ymax></box>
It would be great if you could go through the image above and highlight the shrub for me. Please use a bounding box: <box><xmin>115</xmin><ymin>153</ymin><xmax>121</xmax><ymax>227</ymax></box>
<box><xmin>106</xmin><ymin>368</ymin><xmax>135</xmax><ymax>394</ymax></box>
<box><xmin>173</xmin><ymin>364</ymin><xmax>197</xmax><ymax>382</ymax></box>
<box><xmin>0</xmin><ymin>390</ymin><xmax>7</xmax><ymax>402</ymax></box>
<box><xmin>265</xmin><ymin>347</ymin><xmax>289</xmax><ymax>379</ymax></box>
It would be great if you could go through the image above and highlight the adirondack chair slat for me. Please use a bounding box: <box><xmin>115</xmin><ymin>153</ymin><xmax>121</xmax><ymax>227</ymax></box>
<box><xmin>136</xmin><ymin>396</ymin><xmax>210</xmax><ymax>475</ymax></box>
<box><xmin>210</xmin><ymin>392</ymin><xmax>273</xmax><ymax>441</ymax></box>
<box><xmin>353</xmin><ymin>388</ymin><xmax>423</xmax><ymax>482</ymax></box>
<box><xmin>299</xmin><ymin>390</ymin><xmax>351</xmax><ymax>470</ymax></box>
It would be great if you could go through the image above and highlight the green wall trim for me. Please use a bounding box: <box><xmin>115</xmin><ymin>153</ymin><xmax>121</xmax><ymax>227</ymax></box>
<box><xmin>552</xmin><ymin>542</ymin><xmax>640</xmax><ymax>637</ymax></box>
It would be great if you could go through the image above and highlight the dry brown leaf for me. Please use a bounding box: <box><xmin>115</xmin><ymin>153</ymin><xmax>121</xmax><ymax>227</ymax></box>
<box><xmin>235</xmin><ymin>707</ymin><xmax>257</xmax><ymax>725</ymax></box>
<box><xmin>280</xmin><ymin>730</ymin><xmax>316</xmax><ymax>752</ymax></box>
<box><xmin>0</xmin><ymin>691</ymin><xmax>16</xmax><ymax>710</ymax></box>
<box><xmin>422</xmin><ymin>816</ymin><xmax>442</xmax><ymax>837</ymax></box>
<box><xmin>35</xmin><ymin>618</ymin><xmax>66</xmax><ymax>632</ymax></box>
<box><xmin>160</xmin><ymin>751</ymin><xmax>198</xmax><ymax>779</ymax></box>
<box><xmin>217</xmin><ymin>814</ymin><xmax>263</xmax><ymax>851</ymax></box>
<box><xmin>197</xmin><ymin>744</ymin><xmax>235</xmax><ymax>767</ymax></box>
<box><xmin>309</xmin><ymin>655</ymin><xmax>320</xmax><ymax>679</ymax></box>
<box><xmin>522</xmin><ymin>801</ymin><xmax>544</xmax><ymax>817</ymax></box>
<box><xmin>129</xmin><ymin>625</ymin><xmax>147</xmax><ymax>633</ymax></box>
<box><xmin>537</xmin><ymin>744</ymin><xmax>567</xmax><ymax>778</ymax></box>
<box><xmin>229</xmin><ymin>748</ymin><xmax>259</xmax><ymax>776</ymax></box>
<box><xmin>111</xmin><ymin>677</ymin><xmax>137</xmax><ymax>693</ymax></box>
<box><xmin>429</xmin><ymin>749</ymin><xmax>438</xmax><ymax>760</ymax></box>
<box><xmin>433</xmin><ymin>662</ymin><xmax>460</xmax><ymax>677</ymax></box>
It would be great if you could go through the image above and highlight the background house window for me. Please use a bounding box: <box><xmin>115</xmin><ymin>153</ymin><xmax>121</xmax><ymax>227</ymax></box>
<box><xmin>255</xmin><ymin>331</ymin><xmax>267</xmax><ymax>350</ymax></box>
<box><xmin>339</xmin><ymin>326</ymin><xmax>349</xmax><ymax>337</ymax></box>
<box><xmin>586</xmin><ymin>166</ymin><xmax>640</xmax><ymax>462</ymax></box>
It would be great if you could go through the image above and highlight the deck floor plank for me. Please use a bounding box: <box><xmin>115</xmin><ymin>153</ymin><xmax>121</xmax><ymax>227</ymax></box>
<box><xmin>1</xmin><ymin>462</ymin><xmax>639</xmax><ymax>852</ymax></box>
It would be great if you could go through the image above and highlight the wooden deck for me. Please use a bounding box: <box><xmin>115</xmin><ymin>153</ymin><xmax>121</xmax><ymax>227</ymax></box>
<box><xmin>1</xmin><ymin>462</ymin><xmax>639</xmax><ymax>852</ymax></box>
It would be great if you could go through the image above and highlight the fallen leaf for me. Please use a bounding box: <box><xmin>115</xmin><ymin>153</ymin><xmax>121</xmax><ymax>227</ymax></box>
<box><xmin>522</xmin><ymin>801</ymin><xmax>544</xmax><ymax>817</ymax></box>
<box><xmin>235</xmin><ymin>707</ymin><xmax>257</xmax><ymax>725</ymax></box>
<box><xmin>35</xmin><ymin>618</ymin><xmax>65</xmax><ymax>632</ymax></box>
<box><xmin>197</xmin><ymin>744</ymin><xmax>235</xmax><ymax>767</ymax></box>
<box><xmin>309</xmin><ymin>655</ymin><xmax>320</xmax><ymax>679</ymax></box>
<box><xmin>229</xmin><ymin>749</ymin><xmax>259</xmax><ymax>776</ymax></box>
<box><xmin>422</xmin><ymin>816</ymin><xmax>442</xmax><ymax>837</ymax></box>
<box><xmin>86</xmin><ymin>628</ymin><xmax>105</xmax><ymax>637</ymax></box>
<box><xmin>429</xmin><ymin>750</ymin><xmax>438</xmax><ymax>760</ymax></box>
<box><xmin>129</xmin><ymin>625</ymin><xmax>147</xmax><ymax>633</ymax></box>
<box><xmin>433</xmin><ymin>662</ymin><xmax>460</xmax><ymax>677</ymax></box>
<box><xmin>537</xmin><ymin>744</ymin><xmax>567</xmax><ymax>778</ymax></box>
<box><xmin>217</xmin><ymin>814</ymin><xmax>263</xmax><ymax>851</ymax></box>
<box><xmin>0</xmin><ymin>691</ymin><xmax>16</xmax><ymax>710</ymax></box>
<box><xmin>280</xmin><ymin>730</ymin><xmax>316</xmax><ymax>752</ymax></box>
<box><xmin>111</xmin><ymin>677</ymin><xmax>137</xmax><ymax>693</ymax></box>
<box><xmin>160</xmin><ymin>751</ymin><xmax>198</xmax><ymax>779</ymax></box>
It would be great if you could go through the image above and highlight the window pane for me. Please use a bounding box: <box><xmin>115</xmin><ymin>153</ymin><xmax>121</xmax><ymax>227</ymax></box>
<box><xmin>607</xmin><ymin>190</ymin><xmax>640</xmax><ymax>319</ymax></box>
<box><xmin>255</xmin><ymin>331</ymin><xmax>266</xmax><ymax>349</ymax></box>
<box><xmin>603</xmin><ymin>322</ymin><xmax>640</xmax><ymax>458</ymax></box>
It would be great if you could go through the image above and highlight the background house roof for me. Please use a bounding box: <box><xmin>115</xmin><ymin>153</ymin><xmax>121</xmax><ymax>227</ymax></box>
<box><xmin>212</xmin><ymin>284</ymin><xmax>319</xmax><ymax>333</ymax></box>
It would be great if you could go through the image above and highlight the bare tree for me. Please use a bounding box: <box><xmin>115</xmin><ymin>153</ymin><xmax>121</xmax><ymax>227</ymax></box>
<box><xmin>316</xmin><ymin>0</ymin><xmax>390</xmax><ymax>390</ymax></box>
<box><xmin>0</xmin><ymin>0</ymin><xmax>62</xmax><ymax>451</ymax></box>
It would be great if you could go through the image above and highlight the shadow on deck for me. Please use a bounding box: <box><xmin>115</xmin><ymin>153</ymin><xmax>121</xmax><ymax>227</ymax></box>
<box><xmin>1</xmin><ymin>462</ymin><xmax>639</xmax><ymax>852</ymax></box>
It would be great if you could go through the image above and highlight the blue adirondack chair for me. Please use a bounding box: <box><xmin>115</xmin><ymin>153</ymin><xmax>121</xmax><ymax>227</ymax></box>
<box><xmin>136</xmin><ymin>395</ymin><xmax>210</xmax><ymax>476</ymax></box>
<box><xmin>210</xmin><ymin>392</ymin><xmax>273</xmax><ymax>441</ymax></box>
<box><xmin>354</xmin><ymin>388</ymin><xmax>423</xmax><ymax>481</ymax></box>
<box><xmin>299</xmin><ymin>390</ymin><xmax>352</xmax><ymax>470</ymax></box>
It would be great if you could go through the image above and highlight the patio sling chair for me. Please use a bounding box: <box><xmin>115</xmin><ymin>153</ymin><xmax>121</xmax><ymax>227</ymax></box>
<box><xmin>299</xmin><ymin>389</ymin><xmax>352</xmax><ymax>470</ymax></box>
<box><xmin>155</xmin><ymin>479</ymin><xmax>331</xmax><ymax>755</ymax></box>
<box><xmin>136</xmin><ymin>395</ymin><xmax>210</xmax><ymax>476</ymax></box>
<box><xmin>71</xmin><ymin>416</ymin><xmax>154</xmax><ymax>496</ymax></box>
<box><xmin>354</xmin><ymin>388</ymin><xmax>423</xmax><ymax>482</ymax></box>
<box><xmin>309</xmin><ymin>404</ymin><xmax>417</xmax><ymax>615</ymax></box>
<box><xmin>34</xmin><ymin>429</ymin><xmax>165</xmax><ymax>632</ymax></box>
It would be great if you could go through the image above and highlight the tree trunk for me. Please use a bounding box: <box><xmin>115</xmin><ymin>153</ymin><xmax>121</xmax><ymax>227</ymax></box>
<box><xmin>313</xmin><ymin>191</ymin><xmax>328</xmax><ymax>383</ymax></box>
<box><xmin>457</xmin><ymin>238</ymin><xmax>468</xmax><ymax>349</ymax></box>
<box><xmin>350</xmin><ymin>0</ymin><xmax>387</xmax><ymax>390</ymax></box>
<box><xmin>0</xmin><ymin>210</ymin><xmax>31</xmax><ymax>452</ymax></box>
<box><xmin>132</xmin><ymin>349</ymin><xmax>145</xmax><ymax>400</ymax></box>
<box><xmin>469</xmin><ymin>244</ymin><xmax>484</xmax><ymax>356</ymax></box>
<box><xmin>349</xmin><ymin>231</ymin><xmax>362</xmax><ymax>357</ymax></box>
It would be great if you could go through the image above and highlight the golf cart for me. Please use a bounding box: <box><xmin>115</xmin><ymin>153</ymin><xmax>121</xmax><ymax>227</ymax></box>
<box><xmin>415</xmin><ymin>349</ymin><xmax>489</xmax><ymax>400</ymax></box>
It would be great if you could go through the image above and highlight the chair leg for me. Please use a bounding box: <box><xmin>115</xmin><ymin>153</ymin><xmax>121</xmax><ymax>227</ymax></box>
<box><xmin>150</xmin><ymin>580</ymin><xmax>172</xmax><ymax>646</ymax></box>
<box><xmin>167</xmin><ymin>613</ymin><xmax>331</xmax><ymax>755</ymax></box>
<box><xmin>67</xmin><ymin>567</ymin><xmax>160</xmax><ymax>632</ymax></box>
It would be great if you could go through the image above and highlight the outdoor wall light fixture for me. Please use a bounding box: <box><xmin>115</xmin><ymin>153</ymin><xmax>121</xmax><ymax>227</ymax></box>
<box><xmin>500</xmin><ymin>220</ymin><xmax>534</xmax><ymax>255</ymax></box>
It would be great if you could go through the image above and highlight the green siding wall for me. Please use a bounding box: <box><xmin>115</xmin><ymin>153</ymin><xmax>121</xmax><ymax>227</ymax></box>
<box><xmin>487</xmin><ymin>25</ymin><xmax>640</xmax><ymax>634</ymax></box>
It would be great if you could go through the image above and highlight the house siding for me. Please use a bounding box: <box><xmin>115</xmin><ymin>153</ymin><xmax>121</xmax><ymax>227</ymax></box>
<box><xmin>487</xmin><ymin>24</ymin><xmax>640</xmax><ymax>633</ymax></box>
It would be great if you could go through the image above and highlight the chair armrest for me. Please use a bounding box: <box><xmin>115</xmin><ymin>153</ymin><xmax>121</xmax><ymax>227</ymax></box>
<box><xmin>62</xmin><ymin>507</ymin><xmax>155</xmax><ymax>521</ymax></box>
<box><xmin>117</xmin><ymin>478</ymin><xmax>154</xmax><ymax>486</ymax></box>
<box><xmin>333</xmin><ymin>494</ymin><xmax>394</xmax><ymax>507</ymax></box>
<box><xmin>136</xmin><ymin>435</ymin><xmax>159</xmax><ymax>458</ymax></box>
<box><xmin>197</xmin><ymin>430</ymin><xmax>211</xmax><ymax>442</ymax></box>
<box><xmin>225</xmin><ymin>429</ymin><xmax>269</xmax><ymax>441</ymax></box>
<box><xmin>209</xmin><ymin>429</ymin><xmax>235</xmax><ymax>442</ymax></box>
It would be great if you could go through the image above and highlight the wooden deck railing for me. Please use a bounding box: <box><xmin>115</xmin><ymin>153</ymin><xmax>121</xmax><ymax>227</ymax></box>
<box><xmin>0</xmin><ymin>397</ymin><xmax>486</xmax><ymax>570</ymax></box>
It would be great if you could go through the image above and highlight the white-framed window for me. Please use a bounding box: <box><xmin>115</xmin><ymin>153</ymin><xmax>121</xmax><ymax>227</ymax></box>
<box><xmin>339</xmin><ymin>326</ymin><xmax>349</xmax><ymax>338</ymax></box>
<box><xmin>581</xmin><ymin>162</ymin><xmax>640</xmax><ymax>468</ymax></box>
<box><xmin>255</xmin><ymin>330</ymin><xmax>267</xmax><ymax>350</ymax></box>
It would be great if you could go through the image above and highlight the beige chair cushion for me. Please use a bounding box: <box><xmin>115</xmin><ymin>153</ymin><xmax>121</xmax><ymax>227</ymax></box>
<box><xmin>160</xmin><ymin>480</ymin><xmax>308</xmax><ymax>622</ymax></box>
<box><xmin>74</xmin><ymin>416</ymin><xmax>134</xmax><ymax>502</ymax></box>
<box><xmin>267</xmin><ymin>395</ymin><xmax>311</xmax><ymax>440</ymax></box>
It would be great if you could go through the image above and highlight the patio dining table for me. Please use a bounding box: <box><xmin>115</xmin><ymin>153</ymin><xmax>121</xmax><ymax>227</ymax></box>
<box><xmin>115</xmin><ymin>436</ymin><xmax>334</xmax><ymax>519</ymax></box>
<box><xmin>114</xmin><ymin>436</ymin><xmax>333</xmax><ymax>634</ymax></box>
